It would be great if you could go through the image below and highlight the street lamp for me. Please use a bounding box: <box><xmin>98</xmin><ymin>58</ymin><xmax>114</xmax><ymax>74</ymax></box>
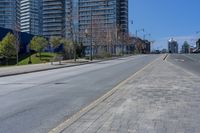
<box><xmin>28</xmin><ymin>18</ymin><xmax>32</xmax><ymax>64</ymax></box>
<box><xmin>136</xmin><ymin>28</ymin><xmax>144</xmax><ymax>37</ymax></box>
<box><xmin>143</xmin><ymin>33</ymin><xmax>151</xmax><ymax>40</ymax></box>
<box><xmin>85</xmin><ymin>28</ymin><xmax>92</xmax><ymax>61</ymax></box>
<box><xmin>150</xmin><ymin>40</ymin><xmax>155</xmax><ymax>52</ymax></box>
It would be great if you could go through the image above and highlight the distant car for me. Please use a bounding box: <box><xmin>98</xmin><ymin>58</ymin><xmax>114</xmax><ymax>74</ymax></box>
<box><xmin>151</xmin><ymin>50</ymin><xmax>161</xmax><ymax>54</ymax></box>
<box><xmin>155</xmin><ymin>50</ymin><xmax>161</xmax><ymax>54</ymax></box>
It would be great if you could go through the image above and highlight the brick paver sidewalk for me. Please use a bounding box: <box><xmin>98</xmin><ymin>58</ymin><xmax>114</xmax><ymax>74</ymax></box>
<box><xmin>62</xmin><ymin>58</ymin><xmax>200</xmax><ymax>133</ymax></box>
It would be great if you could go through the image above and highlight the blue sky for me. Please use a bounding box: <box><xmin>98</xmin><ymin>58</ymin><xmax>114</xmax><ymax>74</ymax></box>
<box><xmin>128</xmin><ymin>0</ymin><xmax>200</xmax><ymax>50</ymax></box>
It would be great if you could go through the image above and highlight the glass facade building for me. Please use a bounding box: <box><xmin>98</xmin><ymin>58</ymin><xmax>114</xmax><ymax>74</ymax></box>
<box><xmin>65</xmin><ymin>0</ymin><xmax>79</xmax><ymax>39</ymax></box>
<box><xmin>168</xmin><ymin>38</ymin><xmax>179</xmax><ymax>53</ymax></box>
<box><xmin>119</xmin><ymin>0</ymin><xmax>128</xmax><ymax>33</ymax></box>
<box><xmin>0</xmin><ymin>0</ymin><xmax>20</xmax><ymax>30</ymax></box>
<box><xmin>43</xmin><ymin>0</ymin><xmax>65</xmax><ymax>37</ymax></box>
<box><xmin>43</xmin><ymin>0</ymin><xmax>128</xmax><ymax>39</ymax></box>
<box><xmin>78</xmin><ymin>0</ymin><xmax>128</xmax><ymax>34</ymax></box>
<box><xmin>78</xmin><ymin>0</ymin><xmax>128</xmax><ymax>48</ymax></box>
<box><xmin>20</xmin><ymin>0</ymin><xmax>43</xmax><ymax>35</ymax></box>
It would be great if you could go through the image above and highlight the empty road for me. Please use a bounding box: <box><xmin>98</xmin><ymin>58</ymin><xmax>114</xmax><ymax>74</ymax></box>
<box><xmin>167</xmin><ymin>54</ymin><xmax>200</xmax><ymax>76</ymax></box>
<box><xmin>0</xmin><ymin>55</ymin><xmax>160</xmax><ymax>133</ymax></box>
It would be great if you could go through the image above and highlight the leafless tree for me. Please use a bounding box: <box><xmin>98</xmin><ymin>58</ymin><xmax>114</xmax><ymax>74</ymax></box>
<box><xmin>12</xmin><ymin>22</ymin><xmax>20</xmax><ymax>65</ymax></box>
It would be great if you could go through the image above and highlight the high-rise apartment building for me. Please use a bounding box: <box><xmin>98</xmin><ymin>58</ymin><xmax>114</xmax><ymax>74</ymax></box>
<box><xmin>20</xmin><ymin>0</ymin><xmax>43</xmax><ymax>35</ymax></box>
<box><xmin>78</xmin><ymin>0</ymin><xmax>128</xmax><ymax>34</ymax></box>
<box><xmin>65</xmin><ymin>0</ymin><xmax>79</xmax><ymax>39</ymax></box>
<box><xmin>43</xmin><ymin>0</ymin><xmax>65</xmax><ymax>37</ymax></box>
<box><xmin>0</xmin><ymin>0</ymin><xmax>20</xmax><ymax>30</ymax></box>
<box><xmin>119</xmin><ymin>0</ymin><xmax>129</xmax><ymax>33</ymax></box>
<box><xmin>77</xmin><ymin>0</ymin><xmax>129</xmax><ymax>52</ymax></box>
<box><xmin>43</xmin><ymin>0</ymin><xmax>128</xmax><ymax>39</ymax></box>
<box><xmin>168</xmin><ymin>38</ymin><xmax>178</xmax><ymax>53</ymax></box>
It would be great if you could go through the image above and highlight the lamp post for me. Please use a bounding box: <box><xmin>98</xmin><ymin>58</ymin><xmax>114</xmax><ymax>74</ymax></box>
<box><xmin>105</xmin><ymin>0</ymin><xmax>109</xmax><ymax>54</ymax></box>
<box><xmin>28</xmin><ymin>18</ymin><xmax>32</xmax><ymax>64</ymax></box>
<box><xmin>136</xmin><ymin>28</ymin><xmax>144</xmax><ymax>37</ymax></box>
<box><xmin>85</xmin><ymin>28</ymin><xmax>92</xmax><ymax>61</ymax></box>
<box><xmin>90</xmin><ymin>7</ymin><xmax>93</xmax><ymax>61</ymax></box>
<box><xmin>72</xmin><ymin>22</ymin><xmax>79</xmax><ymax>62</ymax></box>
<box><xmin>150</xmin><ymin>40</ymin><xmax>155</xmax><ymax>53</ymax></box>
<box><xmin>196</xmin><ymin>31</ymin><xmax>200</xmax><ymax>40</ymax></box>
<box><xmin>143</xmin><ymin>33</ymin><xmax>151</xmax><ymax>40</ymax></box>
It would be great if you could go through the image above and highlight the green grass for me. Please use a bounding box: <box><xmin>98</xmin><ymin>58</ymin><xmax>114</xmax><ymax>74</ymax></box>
<box><xmin>18</xmin><ymin>52</ymin><xmax>59</xmax><ymax>65</ymax></box>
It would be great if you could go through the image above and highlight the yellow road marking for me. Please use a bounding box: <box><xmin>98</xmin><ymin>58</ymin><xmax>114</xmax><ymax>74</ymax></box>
<box><xmin>49</xmin><ymin>55</ymin><xmax>162</xmax><ymax>133</ymax></box>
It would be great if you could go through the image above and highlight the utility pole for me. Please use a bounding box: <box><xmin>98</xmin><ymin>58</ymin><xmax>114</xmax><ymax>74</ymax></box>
<box><xmin>90</xmin><ymin>7</ymin><xmax>93</xmax><ymax>61</ymax></box>
<box><xmin>28</xmin><ymin>18</ymin><xmax>32</xmax><ymax>64</ymax></box>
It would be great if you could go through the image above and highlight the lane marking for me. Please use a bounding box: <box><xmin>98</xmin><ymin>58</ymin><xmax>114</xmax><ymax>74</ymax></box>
<box><xmin>182</xmin><ymin>54</ymin><xmax>200</xmax><ymax>62</ymax></box>
<box><xmin>166</xmin><ymin>59</ymin><xmax>199</xmax><ymax>78</ymax></box>
<box><xmin>163</xmin><ymin>54</ymin><xmax>168</xmax><ymax>60</ymax></box>
<box><xmin>48</xmin><ymin>55</ymin><xmax>163</xmax><ymax>133</ymax></box>
<box><xmin>174</xmin><ymin>59</ymin><xmax>185</xmax><ymax>62</ymax></box>
<box><xmin>165</xmin><ymin>53</ymin><xmax>170</xmax><ymax>61</ymax></box>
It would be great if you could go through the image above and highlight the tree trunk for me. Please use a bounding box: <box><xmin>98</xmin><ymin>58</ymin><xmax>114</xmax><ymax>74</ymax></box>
<box><xmin>39</xmin><ymin>51</ymin><xmax>41</xmax><ymax>60</ymax></box>
<box><xmin>16</xmin><ymin>52</ymin><xmax>19</xmax><ymax>65</ymax></box>
<box><xmin>6</xmin><ymin>57</ymin><xmax>8</xmax><ymax>66</ymax></box>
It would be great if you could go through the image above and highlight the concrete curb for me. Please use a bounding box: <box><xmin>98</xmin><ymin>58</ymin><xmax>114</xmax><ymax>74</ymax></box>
<box><xmin>0</xmin><ymin>61</ymin><xmax>98</xmax><ymax>78</ymax></box>
<box><xmin>0</xmin><ymin>55</ymin><xmax>134</xmax><ymax>78</ymax></box>
<box><xmin>48</xmin><ymin>55</ymin><xmax>162</xmax><ymax>133</ymax></box>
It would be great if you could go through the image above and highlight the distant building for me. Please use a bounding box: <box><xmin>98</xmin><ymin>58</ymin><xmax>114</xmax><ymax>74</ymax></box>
<box><xmin>131</xmin><ymin>37</ymin><xmax>151</xmax><ymax>54</ymax></box>
<box><xmin>20</xmin><ymin>0</ymin><xmax>43</xmax><ymax>35</ymax></box>
<box><xmin>0</xmin><ymin>0</ymin><xmax>20</xmax><ymax>30</ymax></box>
<box><xmin>142</xmin><ymin>40</ymin><xmax>151</xmax><ymax>54</ymax></box>
<box><xmin>168</xmin><ymin>38</ymin><xmax>178</xmax><ymax>53</ymax></box>
<box><xmin>161</xmin><ymin>49</ymin><xmax>167</xmax><ymax>53</ymax></box>
<box><xmin>181</xmin><ymin>41</ymin><xmax>190</xmax><ymax>53</ymax></box>
<box><xmin>193</xmin><ymin>39</ymin><xmax>200</xmax><ymax>53</ymax></box>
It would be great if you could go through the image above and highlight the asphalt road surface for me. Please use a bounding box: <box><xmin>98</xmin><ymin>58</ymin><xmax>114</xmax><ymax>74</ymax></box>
<box><xmin>0</xmin><ymin>55</ymin><xmax>160</xmax><ymax>133</ymax></box>
<box><xmin>167</xmin><ymin>54</ymin><xmax>200</xmax><ymax>76</ymax></box>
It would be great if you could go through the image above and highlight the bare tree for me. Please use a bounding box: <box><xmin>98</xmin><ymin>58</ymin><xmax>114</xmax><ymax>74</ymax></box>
<box><xmin>61</xmin><ymin>38</ymin><xmax>74</xmax><ymax>59</ymax></box>
<box><xmin>12</xmin><ymin>22</ymin><xmax>20</xmax><ymax>65</ymax></box>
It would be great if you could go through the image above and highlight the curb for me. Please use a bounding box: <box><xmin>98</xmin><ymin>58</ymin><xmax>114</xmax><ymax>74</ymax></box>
<box><xmin>0</xmin><ymin>55</ymin><xmax>135</xmax><ymax>78</ymax></box>
<box><xmin>0</xmin><ymin>61</ymin><xmax>100</xmax><ymax>78</ymax></box>
<box><xmin>48</xmin><ymin>55</ymin><xmax>161</xmax><ymax>133</ymax></box>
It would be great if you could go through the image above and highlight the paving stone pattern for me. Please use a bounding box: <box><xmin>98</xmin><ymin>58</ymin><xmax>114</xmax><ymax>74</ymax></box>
<box><xmin>63</xmin><ymin>59</ymin><xmax>200</xmax><ymax>133</ymax></box>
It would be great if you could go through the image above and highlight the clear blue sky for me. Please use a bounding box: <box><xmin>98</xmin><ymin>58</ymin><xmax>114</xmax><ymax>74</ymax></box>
<box><xmin>129</xmin><ymin>0</ymin><xmax>200</xmax><ymax>50</ymax></box>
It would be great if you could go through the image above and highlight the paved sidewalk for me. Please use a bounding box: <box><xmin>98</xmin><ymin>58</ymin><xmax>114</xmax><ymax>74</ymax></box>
<box><xmin>0</xmin><ymin>59</ymin><xmax>96</xmax><ymax>77</ymax></box>
<box><xmin>61</xmin><ymin>58</ymin><xmax>200</xmax><ymax>133</ymax></box>
<box><xmin>0</xmin><ymin>55</ymin><xmax>133</xmax><ymax>77</ymax></box>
